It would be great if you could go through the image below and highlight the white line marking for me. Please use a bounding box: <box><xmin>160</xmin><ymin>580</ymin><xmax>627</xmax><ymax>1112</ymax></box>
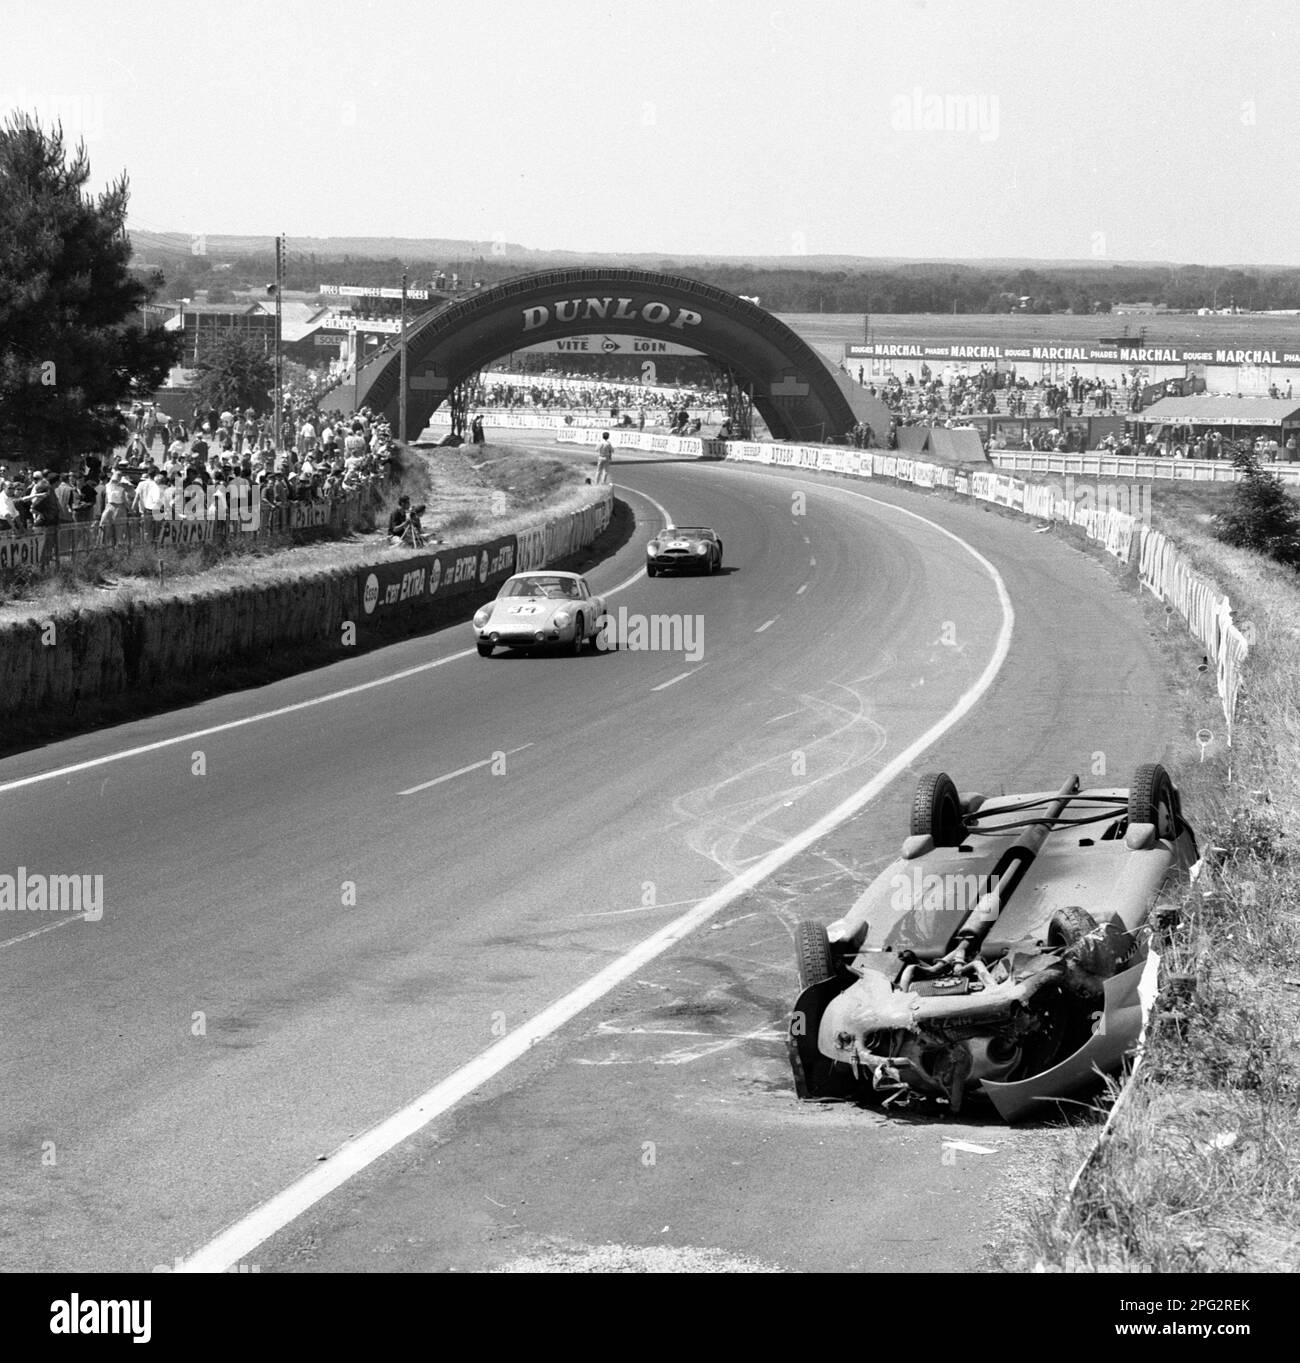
<box><xmin>755</xmin><ymin>619</ymin><xmax>776</xmax><ymax>633</ymax></box>
<box><xmin>651</xmin><ymin>669</ymin><xmax>700</xmax><ymax>692</ymax></box>
<box><xmin>0</xmin><ymin>914</ymin><xmax>88</xmax><ymax>951</ymax></box>
<box><xmin>571</xmin><ymin>897</ymin><xmax>705</xmax><ymax>919</ymax></box>
<box><xmin>178</xmin><ymin>489</ymin><xmax>1014</xmax><ymax>1273</ymax></box>
<box><xmin>809</xmin><ymin>556</ymin><xmax>816</xmax><ymax>566</ymax></box>
<box><xmin>796</xmin><ymin>583</ymin><xmax>808</xmax><ymax>595</ymax></box>
<box><xmin>764</xmin><ymin>709</ymin><xmax>801</xmax><ymax>725</ymax></box>
<box><xmin>399</xmin><ymin>744</ymin><xmax>533</xmax><ymax>796</ymax></box>
<box><xmin>0</xmin><ymin>519</ymin><xmax>670</xmax><ymax>798</ymax></box>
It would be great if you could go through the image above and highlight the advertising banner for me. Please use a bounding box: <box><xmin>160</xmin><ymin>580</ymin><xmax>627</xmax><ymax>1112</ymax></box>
<box><xmin>156</xmin><ymin>519</ymin><xmax>215</xmax><ymax>547</ymax></box>
<box><xmin>846</xmin><ymin>339</ymin><xmax>1300</xmax><ymax>368</ymax></box>
<box><xmin>0</xmin><ymin>534</ymin><xmax>42</xmax><ymax>569</ymax></box>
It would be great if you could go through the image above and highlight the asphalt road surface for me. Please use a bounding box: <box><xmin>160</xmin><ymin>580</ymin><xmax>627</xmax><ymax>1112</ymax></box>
<box><xmin>0</xmin><ymin>445</ymin><xmax>1176</xmax><ymax>1272</ymax></box>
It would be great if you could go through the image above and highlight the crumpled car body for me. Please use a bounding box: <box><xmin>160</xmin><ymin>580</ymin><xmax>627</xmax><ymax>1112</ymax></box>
<box><xmin>788</xmin><ymin>767</ymin><xmax>1197</xmax><ymax>1119</ymax></box>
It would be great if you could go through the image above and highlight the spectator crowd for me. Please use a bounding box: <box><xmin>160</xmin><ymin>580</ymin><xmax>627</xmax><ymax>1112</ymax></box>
<box><xmin>0</xmin><ymin>399</ymin><xmax>396</xmax><ymax>567</ymax></box>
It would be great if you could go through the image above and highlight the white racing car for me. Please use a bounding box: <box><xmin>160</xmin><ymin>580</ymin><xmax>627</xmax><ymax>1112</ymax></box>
<box><xmin>472</xmin><ymin>571</ymin><xmax>607</xmax><ymax>656</ymax></box>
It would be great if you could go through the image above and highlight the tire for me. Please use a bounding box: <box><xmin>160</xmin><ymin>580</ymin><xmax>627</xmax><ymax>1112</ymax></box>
<box><xmin>476</xmin><ymin>641</ymin><xmax>493</xmax><ymax>657</ymax></box>
<box><xmin>1048</xmin><ymin>904</ymin><xmax>1128</xmax><ymax>977</ymax></box>
<box><xmin>794</xmin><ymin>920</ymin><xmax>837</xmax><ymax>991</ymax></box>
<box><xmin>909</xmin><ymin>771</ymin><xmax>965</xmax><ymax>846</ymax></box>
<box><xmin>1128</xmin><ymin>762</ymin><xmax>1178</xmax><ymax>839</ymax></box>
<box><xmin>570</xmin><ymin>614</ymin><xmax>585</xmax><ymax>655</ymax></box>
<box><xmin>646</xmin><ymin>563</ymin><xmax>658</xmax><ymax>578</ymax></box>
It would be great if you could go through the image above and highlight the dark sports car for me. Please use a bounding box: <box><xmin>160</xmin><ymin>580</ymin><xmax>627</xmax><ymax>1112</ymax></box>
<box><xmin>645</xmin><ymin>525</ymin><xmax>723</xmax><ymax>576</ymax></box>
<box><xmin>789</xmin><ymin>764</ymin><xmax>1197</xmax><ymax>1120</ymax></box>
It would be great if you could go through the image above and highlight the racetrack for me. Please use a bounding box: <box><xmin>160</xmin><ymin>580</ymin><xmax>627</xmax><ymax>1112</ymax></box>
<box><xmin>0</xmin><ymin>443</ymin><xmax>1177</xmax><ymax>1272</ymax></box>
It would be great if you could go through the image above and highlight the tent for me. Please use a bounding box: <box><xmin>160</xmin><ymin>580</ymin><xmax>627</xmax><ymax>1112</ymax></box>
<box><xmin>893</xmin><ymin>426</ymin><xmax>988</xmax><ymax>464</ymax></box>
<box><xmin>927</xmin><ymin>427</ymin><xmax>988</xmax><ymax>464</ymax></box>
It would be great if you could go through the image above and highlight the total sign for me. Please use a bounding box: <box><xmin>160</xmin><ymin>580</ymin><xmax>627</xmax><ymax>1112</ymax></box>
<box><xmin>521</xmin><ymin>296</ymin><xmax>703</xmax><ymax>333</ymax></box>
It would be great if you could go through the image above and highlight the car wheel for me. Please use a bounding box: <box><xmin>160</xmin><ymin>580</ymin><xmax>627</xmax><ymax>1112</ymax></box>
<box><xmin>909</xmin><ymin>771</ymin><xmax>965</xmax><ymax>846</ymax></box>
<box><xmin>476</xmin><ymin>641</ymin><xmax>493</xmax><ymax>657</ymax></box>
<box><xmin>1048</xmin><ymin>904</ymin><xmax>1130</xmax><ymax>977</ymax></box>
<box><xmin>646</xmin><ymin>563</ymin><xmax>657</xmax><ymax>577</ymax></box>
<box><xmin>794</xmin><ymin>920</ymin><xmax>837</xmax><ymax>991</ymax></box>
<box><xmin>1128</xmin><ymin>762</ymin><xmax>1178</xmax><ymax>839</ymax></box>
<box><xmin>570</xmin><ymin>614</ymin><xmax>584</xmax><ymax>654</ymax></box>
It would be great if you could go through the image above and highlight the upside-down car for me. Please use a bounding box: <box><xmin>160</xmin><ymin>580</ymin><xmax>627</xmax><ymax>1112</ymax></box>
<box><xmin>646</xmin><ymin>526</ymin><xmax>723</xmax><ymax>576</ymax></box>
<box><xmin>789</xmin><ymin>764</ymin><xmax>1197</xmax><ymax>1120</ymax></box>
<box><xmin>472</xmin><ymin>571</ymin><xmax>607</xmax><ymax>656</ymax></box>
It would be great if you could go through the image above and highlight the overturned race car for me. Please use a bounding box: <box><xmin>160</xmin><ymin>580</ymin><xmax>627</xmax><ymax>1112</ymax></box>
<box><xmin>789</xmin><ymin>764</ymin><xmax>1197</xmax><ymax>1120</ymax></box>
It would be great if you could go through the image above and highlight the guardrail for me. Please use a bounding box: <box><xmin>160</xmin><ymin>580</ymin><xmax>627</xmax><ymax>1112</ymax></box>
<box><xmin>989</xmin><ymin>449</ymin><xmax>1300</xmax><ymax>485</ymax></box>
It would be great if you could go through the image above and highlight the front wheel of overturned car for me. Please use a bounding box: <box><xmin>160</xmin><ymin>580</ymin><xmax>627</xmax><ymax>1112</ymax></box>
<box><xmin>1128</xmin><ymin>762</ymin><xmax>1178</xmax><ymax>839</ymax></box>
<box><xmin>910</xmin><ymin>771</ymin><xmax>965</xmax><ymax>846</ymax></box>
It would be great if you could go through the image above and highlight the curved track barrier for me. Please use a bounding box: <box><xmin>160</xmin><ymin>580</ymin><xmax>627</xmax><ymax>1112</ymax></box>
<box><xmin>559</xmin><ymin>428</ymin><xmax>1249</xmax><ymax>738</ymax></box>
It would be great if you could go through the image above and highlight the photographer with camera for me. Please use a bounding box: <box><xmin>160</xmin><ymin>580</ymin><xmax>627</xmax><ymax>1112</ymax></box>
<box><xmin>388</xmin><ymin>495</ymin><xmax>430</xmax><ymax>548</ymax></box>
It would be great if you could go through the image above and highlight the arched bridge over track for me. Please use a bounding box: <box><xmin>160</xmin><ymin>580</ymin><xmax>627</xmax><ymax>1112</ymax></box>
<box><xmin>340</xmin><ymin>268</ymin><xmax>860</xmax><ymax>443</ymax></box>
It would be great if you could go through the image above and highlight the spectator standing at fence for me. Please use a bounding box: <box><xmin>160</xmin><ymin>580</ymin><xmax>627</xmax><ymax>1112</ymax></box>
<box><xmin>97</xmin><ymin>468</ymin><xmax>130</xmax><ymax>546</ymax></box>
<box><xmin>52</xmin><ymin>472</ymin><xmax>75</xmax><ymax>519</ymax></box>
<box><xmin>132</xmin><ymin>468</ymin><xmax>166</xmax><ymax>539</ymax></box>
<box><xmin>0</xmin><ymin>479</ymin><xmax>20</xmax><ymax>530</ymax></box>
<box><xmin>23</xmin><ymin>477</ymin><xmax>63</xmax><ymax>566</ymax></box>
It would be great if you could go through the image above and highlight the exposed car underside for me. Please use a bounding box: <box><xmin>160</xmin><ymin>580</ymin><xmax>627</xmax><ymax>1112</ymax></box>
<box><xmin>789</xmin><ymin>765</ymin><xmax>1196</xmax><ymax>1119</ymax></box>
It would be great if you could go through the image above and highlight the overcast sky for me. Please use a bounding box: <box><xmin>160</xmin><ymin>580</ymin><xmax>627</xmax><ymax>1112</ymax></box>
<box><xmin>5</xmin><ymin>0</ymin><xmax>1297</xmax><ymax>265</ymax></box>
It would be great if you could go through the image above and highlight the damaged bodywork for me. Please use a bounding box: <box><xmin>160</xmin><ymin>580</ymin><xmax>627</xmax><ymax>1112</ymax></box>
<box><xmin>788</xmin><ymin>764</ymin><xmax>1196</xmax><ymax>1119</ymax></box>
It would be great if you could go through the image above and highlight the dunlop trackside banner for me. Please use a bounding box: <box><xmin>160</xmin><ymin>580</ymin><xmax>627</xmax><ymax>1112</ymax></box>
<box><xmin>556</xmin><ymin>428</ymin><xmax>722</xmax><ymax>459</ymax></box>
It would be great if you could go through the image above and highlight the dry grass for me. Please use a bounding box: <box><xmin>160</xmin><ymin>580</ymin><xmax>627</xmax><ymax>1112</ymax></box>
<box><xmin>1001</xmin><ymin>507</ymin><xmax>1300</xmax><ymax>1273</ymax></box>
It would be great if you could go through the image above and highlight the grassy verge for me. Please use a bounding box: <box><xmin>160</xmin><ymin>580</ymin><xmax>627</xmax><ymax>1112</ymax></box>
<box><xmin>993</xmin><ymin>487</ymin><xmax>1300</xmax><ymax>1272</ymax></box>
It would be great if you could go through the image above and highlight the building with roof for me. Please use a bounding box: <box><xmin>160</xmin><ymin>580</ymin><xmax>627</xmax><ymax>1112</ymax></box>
<box><xmin>1128</xmin><ymin>395</ymin><xmax>1300</xmax><ymax>457</ymax></box>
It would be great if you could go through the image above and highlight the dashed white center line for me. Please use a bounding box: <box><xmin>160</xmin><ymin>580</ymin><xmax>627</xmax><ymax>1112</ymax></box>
<box><xmin>0</xmin><ymin>914</ymin><xmax>89</xmax><ymax>952</ymax></box>
<box><xmin>809</xmin><ymin>556</ymin><xmax>816</xmax><ymax>566</ymax></box>
<box><xmin>651</xmin><ymin>669</ymin><xmax>701</xmax><ymax>692</ymax></box>
<box><xmin>399</xmin><ymin>744</ymin><xmax>533</xmax><ymax>796</ymax></box>
<box><xmin>796</xmin><ymin>583</ymin><xmax>808</xmax><ymax>595</ymax></box>
<box><xmin>755</xmin><ymin>618</ymin><xmax>777</xmax><ymax>633</ymax></box>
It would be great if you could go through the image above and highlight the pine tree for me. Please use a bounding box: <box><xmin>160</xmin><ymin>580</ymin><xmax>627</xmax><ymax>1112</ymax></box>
<box><xmin>1214</xmin><ymin>440</ymin><xmax>1300</xmax><ymax>569</ymax></box>
<box><xmin>191</xmin><ymin>331</ymin><xmax>275</xmax><ymax>416</ymax></box>
<box><xmin>0</xmin><ymin>113</ymin><xmax>180</xmax><ymax>464</ymax></box>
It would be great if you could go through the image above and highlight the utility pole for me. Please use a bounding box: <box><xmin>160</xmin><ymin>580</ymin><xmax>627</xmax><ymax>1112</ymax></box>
<box><xmin>354</xmin><ymin>324</ymin><xmax>363</xmax><ymax>413</ymax></box>
<box><xmin>272</xmin><ymin>233</ymin><xmax>284</xmax><ymax>454</ymax></box>
<box><xmin>399</xmin><ymin>269</ymin><xmax>409</xmax><ymax>445</ymax></box>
